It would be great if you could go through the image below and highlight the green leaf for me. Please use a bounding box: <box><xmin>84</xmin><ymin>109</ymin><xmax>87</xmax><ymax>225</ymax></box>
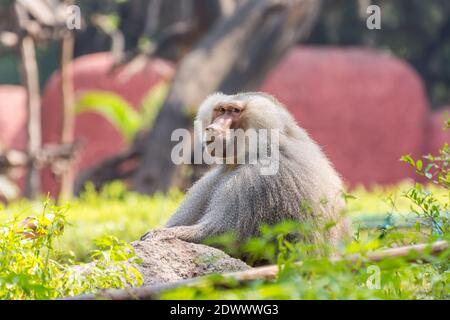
<box><xmin>416</xmin><ymin>160</ymin><xmax>423</xmax><ymax>171</ymax></box>
<box><xmin>400</xmin><ymin>154</ymin><xmax>415</xmax><ymax>167</ymax></box>
<box><xmin>76</xmin><ymin>91</ymin><xmax>142</xmax><ymax>142</ymax></box>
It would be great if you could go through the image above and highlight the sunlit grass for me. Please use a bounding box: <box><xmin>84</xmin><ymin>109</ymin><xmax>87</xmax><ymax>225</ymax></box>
<box><xmin>0</xmin><ymin>182</ymin><xmax>183</xmax><ymax>261</ymax></box>
<box><xmin>0</xmin><ymin>180</ymin><xmax>446</xmax><ymax>262</ymax></box>
<box><xmin>346</xmin><ymin>181</ymin><xmax>448</xmax><ymax>215</ymax></box>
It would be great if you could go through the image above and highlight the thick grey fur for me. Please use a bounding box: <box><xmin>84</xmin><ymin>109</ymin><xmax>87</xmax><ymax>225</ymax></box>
<box><xmin>143</xmin><ymin>92</ymin><xmax>350</xmax><ymax>247</ymax></box>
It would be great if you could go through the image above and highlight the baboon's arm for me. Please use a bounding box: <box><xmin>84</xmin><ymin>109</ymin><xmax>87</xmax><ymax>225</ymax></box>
<box><xmin>165</xmin><ymin>167</ymin><xmax>223</xmax><ymax>227</ymax></box>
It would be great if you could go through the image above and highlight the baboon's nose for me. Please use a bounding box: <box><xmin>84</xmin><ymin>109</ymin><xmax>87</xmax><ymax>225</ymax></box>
<box><xmin>206</xmin><ymin>123</ymin><xmax>221</xmax><ymax>135</ymax></box>
<box><xmin>207</xmin><ymin>117</ymin><xmax>232</xmax><ymax>133</ymax></box>
<box><xmin>205</xmin><ymin>127</ymin><xmax>215</xmax><ymax>139</ymax></box>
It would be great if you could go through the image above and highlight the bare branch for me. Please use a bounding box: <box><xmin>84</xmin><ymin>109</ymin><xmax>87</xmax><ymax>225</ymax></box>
<box><xmin>17</xmin><ymin>0</ymin><xmax>56</xmax><ymax>26</ymax></box>
<box><xmin>59</xmin><ymin>31</ymin><xmax>76</xmax><ymax>201</ymax></box>
<box><xmin>0</xmin><ymin>31</ymin><xmax>19</xmax><ymax>48</ymax></box>
<box><xmin>0</xmin><ymin>144</ymin><xmax>80</xmax><ymax>174</ymax></box>
<box><xmin>18</xmin><ymin>34</ymin><xmax>41</xmax><ymax>199</ymax></box>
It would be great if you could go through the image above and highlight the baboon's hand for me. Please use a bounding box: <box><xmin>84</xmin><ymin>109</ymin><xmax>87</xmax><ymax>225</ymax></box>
<box><xmin>140</xmin><ymin>228</ymin><xmax>177</xmax><ymax>241</ymax></box>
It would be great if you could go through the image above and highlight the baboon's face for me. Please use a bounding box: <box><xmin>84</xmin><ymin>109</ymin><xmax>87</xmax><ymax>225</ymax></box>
<box><xmin>198</xmin><ymin>93</ymin><xmax>286</xmax><ymax>160</ymax></box>
<box><xmin>204</xmin><ymin>100</ymin><xmax>246</xmax><ymax>158</ymax></box>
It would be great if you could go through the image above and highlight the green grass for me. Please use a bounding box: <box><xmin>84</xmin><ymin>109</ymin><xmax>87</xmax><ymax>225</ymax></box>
<box><xmin>346</xmin><ymin>181</ymin><xmax>448</xmax><ymax>215</ymax></box>
<box><xmin>0</xmin><ymin>182</ymin><xmax>183</xmax><ymax>262</ymax></box>
<box><xmin>0</xmin><ymin>180</ymin><xmax>446</xmax><ymax>261</ymax></box>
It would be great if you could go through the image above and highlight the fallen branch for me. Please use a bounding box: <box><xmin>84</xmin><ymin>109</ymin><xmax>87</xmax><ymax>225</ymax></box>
<box><xmin>338</xmin><ymin>240</ymin><xmax>449</xmax><ymax>263</ymax></box>
<box><xmin>66</xmin><ymin>240</ymin><xmax>449</xmax><ymax>300</ymax></box>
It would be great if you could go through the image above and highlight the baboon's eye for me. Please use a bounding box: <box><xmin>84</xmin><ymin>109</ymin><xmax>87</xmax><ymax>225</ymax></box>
<box><xmin>219</xmin><ymin>106</ymin><xmax>226</xmax><ymax>114</ymax></box>
<box><xmin>233</xmin><ymin>108</ymin><xmax>241</xmax><ymax>114</ymax></box>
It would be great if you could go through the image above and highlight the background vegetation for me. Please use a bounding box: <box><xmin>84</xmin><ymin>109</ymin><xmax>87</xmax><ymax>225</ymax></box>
<box><xmin>1</xmin><ymin>0</ymin><xmax>449</xmax><ymax>107</ymax></box>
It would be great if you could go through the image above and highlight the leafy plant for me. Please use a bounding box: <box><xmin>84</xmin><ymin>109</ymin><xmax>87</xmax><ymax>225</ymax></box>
<box><xmin>1</xmin><ymin>182</ymin><xmax>183</xmax><ymax>262</ymax></box>
<box><xmin>401</xmin><ymin>117</ymin><xmax>449</xmax><ymax>235</ymax></box>
<box><xmin>401</xmin><ymin>145</ymin><xmax>449</xmax><ymax>190</ymax></box>
<box><xmin>0</xmin><ymin>199</ymin><xmax>142</xmax><ymax>299</ymax></box>
<box><xmin>75</xmin><ymin>81</ymin><xmax>169</xmax><ymax>142</ymax></box>
<box><xmin>162</xmin><ymin>223</ymin><xmax>450</xmax><ymax>300</ymax></box>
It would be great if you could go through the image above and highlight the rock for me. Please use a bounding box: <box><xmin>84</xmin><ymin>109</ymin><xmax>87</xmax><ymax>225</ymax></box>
<box><xmin>131</xmin><ymin>236</ymin><xmax>250</xmax><ymax>286</ymax></box>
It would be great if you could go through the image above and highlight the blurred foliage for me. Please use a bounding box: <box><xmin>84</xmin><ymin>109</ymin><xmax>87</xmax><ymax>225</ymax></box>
<box><xmin>76</xmin><ymin>92</ymin><xmax>141</xmax><ymax>142</ymax></box>
<box><xmin>0</xmin><ymin>43</ymin><xmax>59</xmax><ymax>89</ymax></box>
<box><xmin>76</xmin><ymin>80</ymin><xmax>169</xmax><ymax>143</ymax></box>
<box><xmin>401</xmin><ymin>146</ymin><xmax>449</xmax><ymax>191</ymax></box>
<box><xmin>346</xmin><ymin>182</ymin><xmax>448</xmax><ymax>216</ymax></box>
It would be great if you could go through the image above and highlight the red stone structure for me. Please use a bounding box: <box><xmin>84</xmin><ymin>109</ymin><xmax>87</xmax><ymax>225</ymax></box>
<box><xmin>261</xmin><ymin>46</ymin><xmax>434</xmax><ymax>187</ymax></box>
<box><xmin>0</xmin><ymin>86</ymin><xmax>27</xmax><ymax>151</ymax></box>
<box><xmin>40</xmin><ymin>52</ymin><xmax>174</xmax><ymax>195</ymax></box>
<box><xmin>0</xmin><ymin>48</ymin><xmax>448</xmax><ymax>196</ymax></box>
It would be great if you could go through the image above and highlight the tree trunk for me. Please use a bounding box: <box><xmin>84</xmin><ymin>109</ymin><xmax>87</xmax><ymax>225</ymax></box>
<box><xmin>75</xmin><ymin>0</ymin><xmax>321</xmax><ymax>194</ymax></box>
<box><xmin>59</xmin><ymin>31</ymin><xmax>76</xmax><ymax>202</ymax></box>
<box><xmin>132</xmin><ymin>0</ymin><xmax>321</xmax><ymax>194</ymax></box>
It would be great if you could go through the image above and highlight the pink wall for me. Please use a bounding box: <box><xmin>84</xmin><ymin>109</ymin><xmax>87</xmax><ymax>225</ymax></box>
<box><xmin>0</xmin><ymin>86</ymin><xmax>28</xmax><ymax>191</ymax></box>
<box><xmin>0</xmin><ymin>86</ymin><xmax>27</xmax><ymax>151</ymax></box>
<box><xmin>261</xmin><ymin>46</ymin><xmax>433</xmax><ymax>187</ymax></box>
<box><xmin>0</xmin><ymin>47</ymin><xmax>448</xmax><ymax>196</ymax></box>
<box><xmin>40</xmin><ymin>53</ymin><xmax>174</xmax><ymax>195</ymax></box>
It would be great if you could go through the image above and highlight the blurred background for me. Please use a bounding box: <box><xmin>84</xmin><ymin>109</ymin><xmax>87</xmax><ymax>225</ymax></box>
<box><xmin>0</xmin><ymin>0</ymin><xmax>449</xmax><ymax>202</ymax></box>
